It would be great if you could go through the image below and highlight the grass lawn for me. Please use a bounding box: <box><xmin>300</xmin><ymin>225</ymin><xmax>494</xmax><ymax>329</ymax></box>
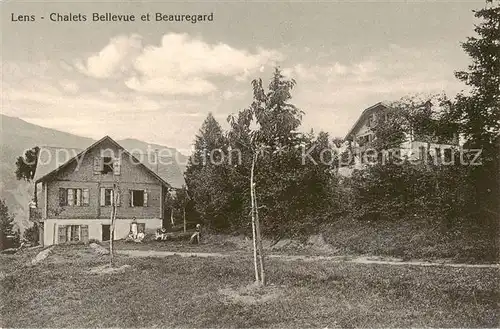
<box><xmin>322</xmin><ymin>217</ymin><xmax>499</xmax><ymax>263</ymax></box>
<box><xmin>1</xmin><ymin>245</ymin><xmax>498</xmax><ymax>328</ymax></box>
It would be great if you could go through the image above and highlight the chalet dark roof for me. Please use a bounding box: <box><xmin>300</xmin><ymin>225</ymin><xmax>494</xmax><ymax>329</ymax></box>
<box><xmin>344</xmin><ymin>102</ymin><xmax>391</xmax><ymax>141</ymax></box>
<box><xmin>33</xmin><ymin>136</ymin><xmax>186</xmax><ymax>189</ymax></box>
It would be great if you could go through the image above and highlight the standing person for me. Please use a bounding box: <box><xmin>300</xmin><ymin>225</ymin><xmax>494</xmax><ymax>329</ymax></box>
<box><xmin>131</xmin><ymin>218</ymin><xmax>138</xmax><ymax>240</ymax></box>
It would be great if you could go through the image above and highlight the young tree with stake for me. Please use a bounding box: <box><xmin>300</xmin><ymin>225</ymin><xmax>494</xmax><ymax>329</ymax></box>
<box><xmin>227</xmin><ymin>68</ymin><xmax>304</xmax><ymax>286</ymax></box>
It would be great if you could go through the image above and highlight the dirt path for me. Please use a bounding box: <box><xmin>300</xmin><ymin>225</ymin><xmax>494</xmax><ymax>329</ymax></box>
<box><xmin>117</xmin><ymin>249</ymin><xmax>500</xmax><ymax>269</ymax></box>
<box><xmin>117</xmin><ymin>250</ymin><xmax>230</xmax><ymax>258</ymax></box>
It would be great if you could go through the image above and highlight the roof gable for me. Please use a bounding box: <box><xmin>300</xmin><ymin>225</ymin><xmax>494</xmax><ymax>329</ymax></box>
<box><xmin>344</xmin><ymin>102</ymin><xmax>392</xmax><ymax>140</ymax></box>
<box><xmin>34</xmin><ymin>136</ymin><xmax>182</xmax><ymax>188</ymax></box>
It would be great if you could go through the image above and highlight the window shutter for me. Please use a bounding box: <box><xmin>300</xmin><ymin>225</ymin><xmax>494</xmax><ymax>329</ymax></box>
<box><xmin>100</xmin><ymin>188</ymin><xmax>105</xmax><ymax>207</ymax></box>
<box><xmin>58</xmin><ymin>225</ymin><xmax>67</xmax><ymax>243</ymax></box>
<box><xmin>143</xmin><ymin>190</ymin><xmax>148</xmax><ymax>207</ymax></box>
<box><xmin>81</xmin><ymin>225</ymin><xmax>89</xmax><ymax>242</ymax></box>
<box><xmin>93</xmin><ymin>156</ymin><xmax>102</xmax><ymax>174</ymax></box>
<box><xmin>82</xmin><ymin>188</ymin><xmax>89</xmax><ymax>206</ymax></box>
<box><xmin>116</xmin><ymin>191</ymin><xmax>121</xmax><ymax>207</ymax></box>
<box><xmin>59</xmin><ymin>188</ymin><xmax>66</xmax><ymax>206</ymax></box>
<box><xmin>67</xmin><ymin>188</ymin><xmax>74</xmax><ymax>206</ymax></box>
<box><xmin>76</xmin><ymin>189</ymin><xmax>82</xmax><ymax>206</ymax></box>
<box><xmin>130</xmin><ymin>190</ymin><xmax>134</xmax><ymax>207</ymax></box>
<box><xmin>113</xmin><ymin>157</ymin><xmax>121</xmax><ymax>175</ymax></box>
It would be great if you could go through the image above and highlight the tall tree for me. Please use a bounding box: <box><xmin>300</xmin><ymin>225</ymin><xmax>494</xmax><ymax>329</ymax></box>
<box><xmin>0</xmin><ymin>199</ymin><xmax>15</xmax><ymax>250</ymax></box>
<box><xmin>185</xmin><ymin>113</ymin><xmax>232</xmax><ymax>230</ymax></box>
<box><xmin>453</xmin><ymin>0</ymin><xmax>500</xmax><ymax>216</ymax></box>
<box><xmin>454</xmin><ymin>0</ymin><xmax>500</xmax><ymax>151</ymax></box>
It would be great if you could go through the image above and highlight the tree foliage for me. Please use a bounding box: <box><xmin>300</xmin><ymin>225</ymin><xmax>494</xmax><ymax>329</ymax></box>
<box><xmin>15</xmin><ymin>146</ymin><xmax>40</xmax><ymax>182</ymax></box>
<box><xmin>454</xmin><ymin>0</ymin><xmax>500</xmax><ymax>152</ymax></box>
<box><xmin>184</xmin><ymin>113</ymin><xmax>234</xmax><ymax>231</ymax></box>
<box><xmin>23</xmin><ymin>224</ymin><xmax>39</xmax><ymax>245</ymax></box>
<box><xmin>185</xmin><ymin>68</ymin><xmax>339</xmax><ymax>237</ymax></box>
<box><xmin>0</xmin><ymin>199</ymin><xmax>16</xmax><ymax>250</ymax></box>
<box><xmin>453</xmin><ymin>0</ymin><xmax>500</xmax><ymax>216</ymax></box>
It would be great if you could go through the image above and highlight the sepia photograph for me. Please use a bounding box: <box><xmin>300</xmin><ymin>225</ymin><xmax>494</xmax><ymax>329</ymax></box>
<box><xmin>0</xmin><ymin>0</ymin><xmax>499</xmax><ymax>328</ymax></box>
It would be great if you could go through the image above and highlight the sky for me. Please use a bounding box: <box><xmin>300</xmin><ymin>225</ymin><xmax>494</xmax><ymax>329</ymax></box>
<box><xmin>1</xmin><ymin>0</ymin><xmax>485</xmax><ymax>155</ymax></box>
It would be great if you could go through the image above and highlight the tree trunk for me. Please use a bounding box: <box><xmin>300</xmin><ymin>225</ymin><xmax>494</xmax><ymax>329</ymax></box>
<box><xmin>109</xmin><ymin>200</ymin><xmax>115</xmax><ymax>266</ymax></box>
<box><xmin>109</xmin><ymin>184</ymin><xmax>118</xmax><ymax>267</ymax></box>
<box><xmin>254</xmin><ymin>183</ymin><xmax>266</xmax><ymax>286</ymax></box>
<box><xmin>183</xmin><ymin>207</ymin><xmax>187</xmax><ymax>233</ymax></box>
<box><xmin>250</xmin><ymin>154</ymin><xmax>260</xmax><ymax>284</ymax></box>
<box><xmin>170</xmin><ymin>208</ymin><xmax>174</xmax><ymax>226</ymax></box>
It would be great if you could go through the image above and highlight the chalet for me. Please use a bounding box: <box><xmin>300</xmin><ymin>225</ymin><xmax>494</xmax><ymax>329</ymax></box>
<box><xmin>339</xmin><ymin>101</ymin><xmax>459</xmax><ymax>176</ymax></box>
<box><xmin>32</xmin><ymin>136</ymin><xmax>184</xmax><ymax>246</ymax></box>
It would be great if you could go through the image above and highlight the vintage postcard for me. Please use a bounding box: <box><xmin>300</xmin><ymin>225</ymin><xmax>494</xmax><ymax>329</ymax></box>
<box><xmin>1</xmin><ymin>0</ymin><xmax>499</xmax><ymax>328</ymax></box>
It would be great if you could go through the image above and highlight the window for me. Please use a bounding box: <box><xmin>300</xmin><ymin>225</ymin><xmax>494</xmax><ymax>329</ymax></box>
<box><xmin>367</xmin><ymin>114</ymin><xmax>376</xmax><ymax>127</ymax></box>
<box><xmin>105</xmin><ymin>189</ymin><xmax>112</xmax><ymax>206</ymax></box>
<box><xmin>387</xmin><ymin>149</ymin><xmax>401</xmax><ymax>162</ymax></box>
<box><xmin>59</xmin><ymin>188</ymin><xmax>89</xmax><ymax>206</ymax></box>
<box><xmin>444</xmin><ymin>148</ymin><xmax>453</xmax><ymax>162</ymax></box>
<box><xmin>130</xmin><ymin>190</ymin><xmax>148</xmax><ymax>207</ymax></box>
<box><xmin>94</xmin><ymin>156</ymin><xmax>121</xmax><ymax>175</ymax></box>
<box><xmin>435</xmin><ymin>147</ymin><xmax>442</xmax><ymax>161</ymax></box>
<box><xmin>100</xmin><ymin>188</ymin><xmax>118</xmax><ymax>206</ymax></box>
<box><xmin>70</xmin><ymin>225</ymin><xmax>80</xmax><ymax>242</ymax></box>
<box><xmin>58</xmin><ymin>225</ymin><xmax>89</xmax><ymax>243</ymax></box>
<box><xmin>100</xmin><ymin>188</ymin><xmax>121</xmax><ymax>207</ymax></box>
<box><xmin>102</xmin><ymin>156</ymin><xmax>113</xmax><ymax>174</ymax></box>
<box><xmin>357</xmin><ymin>135</ymin><xmax>370</xmax><ymax>147</ymax></box>
<box><xmin>418</xmin><ymin>146</ymin><xmax>426</xmax><ymax>160</ymax></box>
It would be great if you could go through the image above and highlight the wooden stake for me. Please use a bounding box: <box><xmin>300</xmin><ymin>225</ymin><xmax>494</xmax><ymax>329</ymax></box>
<box><xmin>250</xmin><ymin>153</ymin><xmax>260</xmax><ymax>283</ymax></box>
<box><xmin>109</xmin><ymin>185</ymin><xmax>117</xmax><ymax>266</ymax></box>
<box><xmin>254</xmin><ymin>181</ymin><xmax>265</xmax><ymax>286</ymax></box>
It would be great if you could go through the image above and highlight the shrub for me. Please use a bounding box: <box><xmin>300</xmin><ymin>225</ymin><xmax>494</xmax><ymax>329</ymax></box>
<box><xmin>346</xmin><ymin>160</ymin><xmax>472</xmax><ymax>223</ymax></box>
<box><xmin>23</xmin><ymin>224</ymin><xmax>39</xmax><ymax>245</ymax></box>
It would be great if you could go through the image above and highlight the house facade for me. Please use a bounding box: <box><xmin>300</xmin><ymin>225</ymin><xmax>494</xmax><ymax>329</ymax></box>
<box><xmin>338</xmin><ymin>102</ymin><xmax>459</xmax><ymax>176</ymax></box>
<box><xmin>34</xmin><ymin>136</ymin><xmax>173</xmax><ymax>246</ymax></box>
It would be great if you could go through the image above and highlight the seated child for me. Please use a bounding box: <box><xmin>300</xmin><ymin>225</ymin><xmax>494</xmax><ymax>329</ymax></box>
<box><xmin>136</xmin><ymin>231</ymin><xmax>145</xmax><ymax>242</ymax></box>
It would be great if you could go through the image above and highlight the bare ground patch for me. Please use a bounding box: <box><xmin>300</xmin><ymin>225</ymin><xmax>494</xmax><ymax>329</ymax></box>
<box><xmin>88</xmin><ymin>264</ymin><xmax>132</xmax><ymax>275</ymax></box>
<box><xmin>219</xmin><ymin>283</ymin><xmax>284</xmax><ymax>305</ymax></box>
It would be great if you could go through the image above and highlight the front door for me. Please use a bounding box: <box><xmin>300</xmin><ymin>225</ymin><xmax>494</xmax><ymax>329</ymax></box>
<box><xmin>102</xmin><ymin>224</ymin><xmax>110</xmax><ymax>241</ymax></box>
